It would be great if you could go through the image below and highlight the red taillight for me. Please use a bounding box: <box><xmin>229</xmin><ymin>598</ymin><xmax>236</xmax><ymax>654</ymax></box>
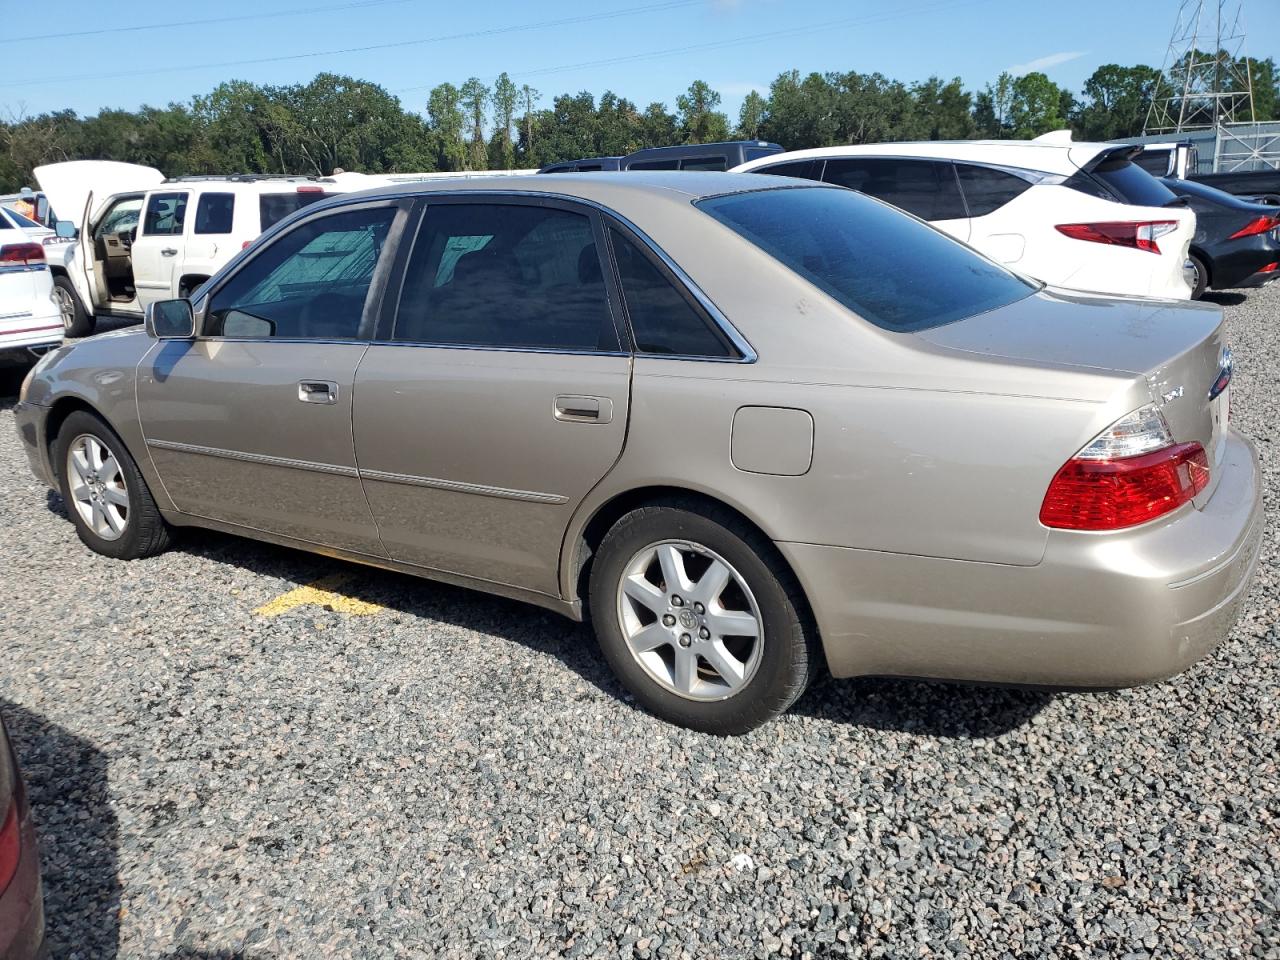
<box><xmin>1259</xmin><ymin>262</ymin><xmax>1279</xmax><ymax>274</ymax></box>
<box><xmin>1040</xmin><ymin>442</ymin><xmax>1209</xmax><ymax>531</ymax></box>
<box><xmin>0</xmin><ymin>800</ymin><xmax>18</xmax><ymax>895</ymax></box>
<box><xmin>1055</xmin><ymin>220</ymin><xmax>1180</xmax><ymax>255</ymax></box>
<box><xmin>241</xmin><ymin>240</ymin><xmax>253</xmax><ymax>250</ymax></box>
<box><xmin>296</xmin><ymin>186</ymin><xmax>324</xmax><ymax>194</ymax></box>
<box><xmin>0</xmin><ymin>242</ymin><xmax>45</xmax><ymax>265</ymax></box>
<box><xmin>1227</xmin><ymin>215</ymin><xmax>1280</xmax><ymax>240</ymax></box>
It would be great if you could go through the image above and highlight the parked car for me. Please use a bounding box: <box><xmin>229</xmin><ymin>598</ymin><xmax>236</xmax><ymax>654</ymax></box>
<box><xmin>540</xmin><ymin>141</ymin><xmax>783</xmax><ymax>174</ymax></box>
<box><xmin>0</xmin><ymin>221</ymin><xmax>62</xmax><ymax>364</ymax></box>
<box><xmin>0</xmin><ymin>714</ymin><xmax>45</xmax><ymax>960</ymax></box>
<box><xmin>15</xmin><ymin>174</ymin><xmax>1262</xmax><ymax>733</ymax></box>
<box><xmin>34</xmin><ymin>162</ymin><xmax>343</xmax><ymax>337</ymax></box>
<box><xmin>733</xmin><ymin>134</ymin><xmax>1197</xmax><ymax>300</ymax></box>
<box><xmin>0</xmin><ymin>207</ymin><xmax>53</xmax><ymax>242</ymax></box>
<box><xmin>1158</xmin><ymin>176</ymin><xmax>1280</xmax><ymax>298</ymax></box>
<box><xmin>1134</xmin><ymin>141</ymin><xmax>1280</xmax><ymax>203</ymax></box>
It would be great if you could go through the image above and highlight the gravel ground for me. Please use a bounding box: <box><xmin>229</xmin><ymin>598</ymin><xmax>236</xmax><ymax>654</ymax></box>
<box><xmin>1</xmin><ymin>287</ymin><xmax>1277</xmax><ymax>960</ymax></box>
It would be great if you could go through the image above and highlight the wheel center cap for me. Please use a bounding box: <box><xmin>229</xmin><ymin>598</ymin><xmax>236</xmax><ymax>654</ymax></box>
<box><xmin>678</xmin><ymin>610</ymin><xmax>699</xmax><ymax>630</ymax></box>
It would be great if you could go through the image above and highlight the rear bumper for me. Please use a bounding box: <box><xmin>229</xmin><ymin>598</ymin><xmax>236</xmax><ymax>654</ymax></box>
<box><xmin>1203</xmin><ymin>238</ymin><xmax>1280</xmax><ymax>290</ymax></box>
<box><xmin>782</xmin><ymin>430</ymin><xmax>1264</xmax><ymax>686</ymax></box>
<box><xmin>0</xmin><ymin>808</ymin><xmax>46</xmax><ymax>960</ymax></box>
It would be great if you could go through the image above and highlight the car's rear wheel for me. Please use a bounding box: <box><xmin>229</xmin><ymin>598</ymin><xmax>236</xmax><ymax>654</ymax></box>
<box><xmin>589</xmin><ymin>501</ymin><xmax>818</xmax><ymax>734</ymax></box>
<box><xmin>53</xmin><ymin>275</ymin><xmax>95</xmax><ymax>338</ymax></box>
<box><xmin>1188</xmin><ymin>254</ymin><xmax>1209</xmax><ymax>300</ymax></box>
<box><xmin>54</xmin><ymin>411</ymin><xmax>172</xmax><ymax>560</ymax></box>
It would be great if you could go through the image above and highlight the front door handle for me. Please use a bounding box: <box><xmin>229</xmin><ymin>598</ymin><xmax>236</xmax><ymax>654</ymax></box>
<box><xmin>298</xmin><ymin>380</ymin><xmax>338</xmax><ymax>404</ymax></box>
<box><xmin>161</xmin><ymin>247</ymin><xmax>178</xmax><ymax>257</ymax></box>
<box><xmin>554</xmin><ymin>395</ymin><xmax>612</xmax><ymax>424</ymax></box>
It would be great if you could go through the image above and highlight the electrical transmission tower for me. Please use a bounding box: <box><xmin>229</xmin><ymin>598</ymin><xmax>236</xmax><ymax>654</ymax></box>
<box><xmin>1145</xmin><ymin>0</ymin><xmax>1256</xmax><ymax>133</ymax></box>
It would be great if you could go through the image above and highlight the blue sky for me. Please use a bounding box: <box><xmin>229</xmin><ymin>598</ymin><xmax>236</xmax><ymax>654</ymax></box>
<box><xmin>3</xmin><ymin>0</ymin><xmax>1277</xmax><ymax>124</ymax></box>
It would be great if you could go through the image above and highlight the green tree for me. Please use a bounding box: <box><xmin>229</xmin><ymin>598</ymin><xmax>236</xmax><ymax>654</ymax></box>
<box><xmin>1073</xmin><ymin>64</ymin><xmax>1160</xmax><ymax>140</ymax></box>
<box><xmin>973</xmin><ymin>71</ymin><xmax>1015</xmax><ymax>138</ymax></box>
<box><xmin>676</xmin><ymin>80</ymin><xmax>730</xmax><ymax>144</ymax></box>
<box><xmin>758</xmin><ymin>71</ymin><xmax>839</xmax><ymax>149</ymax></box>
<box><xmin>1007</xmin><ymin>72</ymin><xmax>1068</xmax><ymax>138</ymax></box>
<box><xmin>637</xmin><ymin>102</ymin><xmax>678</xmax><ymax>147</ymax></box>
<box><xmin>736</xmin><ymin>90</ymin><xmax>767</xmax><ymax>140</ymax></box>
<box><xmin>489</xmin><ymin>72</ymin><xmax>519</xmax><ymax>169</ymax></box>
<box><xmin>458</xmin><ymin>77</ymin><xmax>489</xmax><ymax>170</ymax></box>
<box><xmin>911</xmin><ymin>76</ymin><xmax>974</xmax><ymax>140</ymax></box>
<box><xmin>427</xmin><ymin>82</ymin><xmax>467</xmax><ymax>171</ymax></box>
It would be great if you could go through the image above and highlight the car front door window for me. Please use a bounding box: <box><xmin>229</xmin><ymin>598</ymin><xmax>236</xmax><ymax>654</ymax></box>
<box><xmin>206</xmin><ymin>206</ymin><xmax>396</xmax><ymax>340</ymax></box>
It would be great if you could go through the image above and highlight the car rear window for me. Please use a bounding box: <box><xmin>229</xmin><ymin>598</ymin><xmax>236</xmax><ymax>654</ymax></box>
<box><xmin>1078</xmin><ymin>158</ymin><xmax>1178</xmax><ymax>207</ymax></box>
<box><xmin>697</xmin><ymin>186</ymin><xmax>1035</xmax><ymax>333</ymax></box>
<box><xmin>259</xmin><ymin>190</ymin><xmax>330</xmax><ymax>230</ymax></box>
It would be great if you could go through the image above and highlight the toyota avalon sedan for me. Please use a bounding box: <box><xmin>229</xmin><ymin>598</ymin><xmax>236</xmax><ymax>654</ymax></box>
<box><xmin>13</xmin><ymin>173</ymin><xmax>1263</xmax><ymax>734</ymax></box>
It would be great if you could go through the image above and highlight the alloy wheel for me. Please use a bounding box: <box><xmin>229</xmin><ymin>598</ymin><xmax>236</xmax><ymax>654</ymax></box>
<box><xmin>616</xmin><ymin>540</ymin><xmax>764</xmax><ymax>701</ymax></box>
<box><xmin>54</xmin><ymin>285</ymin><xmax>75</xmax><ymax>332</ymax></box>
<box><xmin>66</xmin><ymin>434</ymin><xmax>129</xmax><ymax>540</ymax></box>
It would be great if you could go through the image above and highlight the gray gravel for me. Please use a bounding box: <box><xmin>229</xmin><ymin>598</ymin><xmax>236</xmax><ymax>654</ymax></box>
<box><xmin>1</xmin><ymin>287</ymin><xmax>1278</xmax><ymax>960</ymax></box>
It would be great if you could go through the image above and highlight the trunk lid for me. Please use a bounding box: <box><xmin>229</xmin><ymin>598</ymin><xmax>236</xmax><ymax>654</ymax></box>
<box><xmin>917</xmin><ymin>288</ymin><xmax>1230</xmax><ymax>498</ymax></box>
<box><xmin>33</xmin><ymin>160</ymin><xmax>163</xmax><ymax>225</ymax></box>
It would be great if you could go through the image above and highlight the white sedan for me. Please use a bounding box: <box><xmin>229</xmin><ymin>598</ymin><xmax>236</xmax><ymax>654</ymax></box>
<box><xmin>0</xmin><ymin>223</ymin><xmax>62</xmax><ymax>361</ymax></box>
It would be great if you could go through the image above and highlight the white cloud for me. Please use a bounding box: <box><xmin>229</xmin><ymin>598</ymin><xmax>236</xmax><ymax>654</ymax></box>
<box><xmin>1008</xmin><ymin>50</ymin><xmax>1086</xmax><ymax>75</ymax></box>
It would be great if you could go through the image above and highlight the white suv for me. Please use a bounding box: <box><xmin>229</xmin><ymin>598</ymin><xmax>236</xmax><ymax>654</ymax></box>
<box><xmin>35</xmin><ymin>161</ymin><xmax>343</xmax><ymax>336</ymax></box>
<box><xmin>733</xmin><ymin>133</ymin><xmax>1196</xmax><ymax>300</ymax></box>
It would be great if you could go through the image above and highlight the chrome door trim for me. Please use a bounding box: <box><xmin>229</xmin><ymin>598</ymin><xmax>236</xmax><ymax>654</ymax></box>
<box><xmin>358</xmin><ymin>468</ymin><xmax>568</xmax><ymax>504</ymax></box>
<box><xmin>145</xmin><ymin>438</ymin><xmax>360</xmax><ymax>478</ymax></box>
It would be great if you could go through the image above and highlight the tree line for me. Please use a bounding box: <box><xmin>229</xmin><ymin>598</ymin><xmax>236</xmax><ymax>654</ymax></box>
<box><xmin>2</xmin><ymin>55</ymin><xmax>1277</xmax><ymax>192</ymax></box>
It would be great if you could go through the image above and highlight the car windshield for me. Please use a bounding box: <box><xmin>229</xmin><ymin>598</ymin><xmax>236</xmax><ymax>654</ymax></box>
<box><xmin>697</xmin><ymin>186</ymin><xmax>1036</xmax><ymax>332</ymax></box>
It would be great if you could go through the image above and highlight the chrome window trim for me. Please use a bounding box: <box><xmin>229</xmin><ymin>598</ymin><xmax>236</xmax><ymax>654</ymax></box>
<box><xmin>367</xmin><ymin>340</ymin><xmax>629</xmax><ymax>358</ymax></box>
<box><xmin>304</xmin><ymin>188</ymin><xmax>759</xmax><ymax>364</ymax></box>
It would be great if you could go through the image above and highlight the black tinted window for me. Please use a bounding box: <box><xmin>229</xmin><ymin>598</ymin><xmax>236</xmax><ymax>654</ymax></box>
<box><xmin>395</xmin><ymin>203</ymin><xmax>617</xmax><ymax>352</ymax></box>
<box><xmin>259</xmin><ymin>190</ymin><xmax>329</xmax><ymax>230</ymax></box>
<box><xmin>698</xmin><ymin>187</ymin><xmax>1034</xmax><ymax>332</ymax></box>
<box><xmin>823</xmin><ymin>158</ymin><xmax>967</xmax><ymax>221</ymax></box>
<box><xmin>955</xmin><ymin>164</ymin><xmax>1032</xmax><ymax>217</ymax></box>
<box><xmin>629</xmin><ymin>159</ymin><xmax>679</xmax><ymax>171</ymax></box>
<box><xmin>207</xmin><ymin>206</ymin><xmax>394</xmax><ymax>339</ymax></box>
<box><xmin>753</xmin><ymin>160</ymin><xmax>821</xmax><ymax>180</ymax></box>
<box><xmin>142</xmin><ymin>192</ymin><xmax>188</xmax><ymax>236</ymax></box>
<box><xmin>610</xmin><ymin>227</ymin><xmax>734</xmax><ymax>358</ymax></box>
<box><xmin>1134</xmin><ymin>150</ymin><xmax>1172</xmax><ymax>176</ymax></box>
<box><xmin>1079</xmin><ymin>158</ymin><xmax>1178</xmax><ymax>206</ymax></box>
<box><xmin>680</xmin><ymin>157</ymin><xmax>726</xmax><ymax>171</ymax></box>
<box><xmin>194</xmin><ymin>192</ymin><xmax>235</xmax><ymax>234</ymax></box>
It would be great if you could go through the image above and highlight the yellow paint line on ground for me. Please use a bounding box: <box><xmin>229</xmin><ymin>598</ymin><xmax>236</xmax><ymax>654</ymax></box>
<box><xmin>254</xmin><ymin>573</ymin><xmax>383</xmax><ymax>618</ymax></box>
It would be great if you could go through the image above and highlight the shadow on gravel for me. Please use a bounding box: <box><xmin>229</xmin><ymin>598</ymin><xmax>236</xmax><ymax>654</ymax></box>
<box><xmin>174</xmin><ymin>528</ymin><xmax>628</xmax><ymax>701</ymax></box>
<box><xmin>1203</xmin><ymin>291</ymin><xmax>1247</xmax><ymax>306</ymax></box>
<box><xmin>0</xmin><ymin>699</ymin><xmax>121</xmax><ymax>959</ymax></box>
<box><xmin>792</xmin><ymin>676</ymin><xmax>1052</xmax><ymax>738</ymax></box>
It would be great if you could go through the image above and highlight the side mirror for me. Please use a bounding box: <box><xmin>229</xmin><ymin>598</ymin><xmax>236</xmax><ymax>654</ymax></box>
<box><xmin>145</xmin><ymin>299</ymin><xmax>196</xmax><ymax>340</ymax></box>
<box><xmin>54</xmin><ymin>220</ymin><xmax>77</xmax><ymax>239</ymax></box>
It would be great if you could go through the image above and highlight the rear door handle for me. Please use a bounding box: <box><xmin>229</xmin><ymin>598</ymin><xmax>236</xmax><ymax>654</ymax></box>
<box><xmin>554</xmin><ymin>395</ymin><xmax>612</xmax><ymax>424</ymax></box>
<box><xmin>298</xmin><ymin>380</ymin><xmax>338</xmax><ymax>404</ymax></box>
<box><xmin>161</xmin><ymin>247</ymin><xmax>178</xmax><ymax>256</ymax></box>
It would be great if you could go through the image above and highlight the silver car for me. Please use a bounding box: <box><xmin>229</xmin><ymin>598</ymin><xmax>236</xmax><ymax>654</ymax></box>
<box><xmin>14</xmin><ymin>173</ymin><xmax>1264</xmax><ymax>733</ymax></box>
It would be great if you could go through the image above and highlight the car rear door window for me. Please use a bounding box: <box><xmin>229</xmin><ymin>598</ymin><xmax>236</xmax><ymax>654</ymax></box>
<box><xmin>206</xmin><ymin>206</ymin><xmax>395</xmax><ymax>339</ymax></box>
<box><xmin>609</xmin><ymin>227</ymin><xmax>736</xmax><ymax>358</ymax></box>
<box><xmin>394</xmin><ymin>202</ymin><xmax>618</xmax><ymax>352</ymax></box>
<box><xmin>698</xmin><ymin>186</ymin><xmax>1034</xmax><ymax>332</ymax></box>
<box><xmin>142</xmin><ymin>192</ymin><xmax>189</xmax><ymax>236</ymax></box>
<box><xmin>194</xmin><ymin>192</ymin><xmax>235</xmax><ymax>234</ymax></box>
<box><xmin>628</xmin><ymin>159</ymin><xmax>679</xmax><ymax>171</ymax></box>
<box><xmin>822</xmin><ymin>158</ymin><xmax>967</xmax><ymax>221</ymax></box>
<box><xmin>954</xmin><ymin>164</ymin><xmax>1032</xmax><ymax>217</ymax></box>
<box><xmin>679</xmin><ymin>157</ymin><xmax>727</xmax><ymax>171</ymax></box>
<box><xmin>1069</xmin><ymin>158</ymin><xmax>1179</xmax><ymax>206</ymax></box>
<box><xmin>259</xmin><ymin>190</ymin><xmax>329</xmax><ymax>230</ymax></box>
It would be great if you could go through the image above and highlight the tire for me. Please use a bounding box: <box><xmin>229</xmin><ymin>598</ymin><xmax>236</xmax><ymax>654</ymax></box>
<box><xmin>588</xmin><ymin>500</ymin><xmax>818</xmax><ymax>734</ymax></box>
<box><xmin>53</xmin><ymin>275</ymin><xmax>95</xmax><ymax>338</ymax></box>
<box><xmin>53</xmin><ymin>410</ymin><xmax>172</xmax><ymax>560</ymax></box>
<box><xmin>1188</xmin><ymin>254</ymin><xmax>1209</xmax><ymax>300</ymax></box>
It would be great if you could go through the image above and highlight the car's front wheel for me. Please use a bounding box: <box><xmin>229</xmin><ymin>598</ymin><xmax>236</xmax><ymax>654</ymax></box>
<box><xmin>54</xmin><ymin>411</ymin><xmax>172</xmax><ymax>560</ymax></box>
<box><xmin>589</xmin><ymin>501</ymin><xmax>818</xmax><ymax>734</ymax></box>
<box><xmin>53</xmin><ymin>275</ymin><xmax>95</xmax><ymax>338</ymax></box>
